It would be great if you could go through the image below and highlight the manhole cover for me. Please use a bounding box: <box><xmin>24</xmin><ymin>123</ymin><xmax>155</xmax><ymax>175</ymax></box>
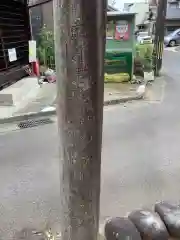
<box><xmin>18</xmin><ymin>118</ymin><xmax>53</xmax><ymax>129</ymax></box>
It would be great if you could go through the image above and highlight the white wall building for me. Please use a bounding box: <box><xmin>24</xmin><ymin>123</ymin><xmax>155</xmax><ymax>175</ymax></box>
<box><xmin>124</xmin><ymin>2</ymin><xmax>150</xmax><ymax>30</ymax></box>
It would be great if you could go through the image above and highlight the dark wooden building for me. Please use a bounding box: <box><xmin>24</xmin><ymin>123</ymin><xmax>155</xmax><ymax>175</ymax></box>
<box><xmin>0</xmin><ymin>0</ymin><xmax>31</xmax><ymax>87</ymax></box>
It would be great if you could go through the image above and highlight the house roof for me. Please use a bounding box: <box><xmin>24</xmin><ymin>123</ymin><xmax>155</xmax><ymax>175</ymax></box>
<box><xmin>107</xmin><ymin>11</ymin><xmax>136</xmax><ymax>17</ymax></box>
<box><xmin>123</xmin><ymin>2</ymin><xmax>133</xmax><ymax>11</ymax></box>
<box><xmin>107</xmin><ymin>5</ymin><xmax>118</xmax><ymax>11</ymax></box>
<box><xmin>28</xmin><ymin>0</ymin><xmax>51</xmax><ymax>6</ymax></box>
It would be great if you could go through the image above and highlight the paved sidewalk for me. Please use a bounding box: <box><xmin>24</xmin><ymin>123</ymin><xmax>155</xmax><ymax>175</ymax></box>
<box><xmin>104</xmin><ymin>83</ymin><xmax>143</xmax><ymax>105</ymax></box>
<box><xmin>41</xmin><ymin>82</ymin><xmax>144</xmax><ymax>113</ymax></box>
<box><xmin>164</xmin><ymin>46</ymin><xmax>180</xmax><ymax>53</ymax></box>
<box><xmin>0</xmin><ymin>77</ymin><xmax>40</xmax><ymax>119</ymax></box>
<box><xmin>14</xmin><ymin>83</ymin><xmax>56</xmax><ymax>116</ymax></box>
<box><xmin>16</xmin><ymin>82</ymin><xmax>144</xmax><ymax>114</ymax></box>
<box><xmin>0</xmin><ymin>82</ymin><xmax>145</xmax><ymax>120</ymax></box>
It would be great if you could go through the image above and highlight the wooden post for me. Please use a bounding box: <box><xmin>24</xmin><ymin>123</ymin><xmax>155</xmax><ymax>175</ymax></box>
<box><xmin>53</xmin><ymin>0</ymin><xmax>106</xmax><ymax>240</ymax></box>
<box><xmin>153</xmin><ymin>0</ymin><xmax>167</xmax><ymax>76</ymax></box>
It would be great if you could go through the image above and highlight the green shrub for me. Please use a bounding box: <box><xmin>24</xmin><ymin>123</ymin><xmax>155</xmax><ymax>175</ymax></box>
<box><xmin>37</xmin><ymin>25</ymin><xmax>55</xmax><ymax>69</ymax></box>
<box><xmin>36</xmin><ymin>26</ymin><xmax>154</xmax><ymax>79</ymax></box>
<box><xmin>135</xmin><ymin>43</ymin><xmax>153</xmax><ymax>72</ymax></box>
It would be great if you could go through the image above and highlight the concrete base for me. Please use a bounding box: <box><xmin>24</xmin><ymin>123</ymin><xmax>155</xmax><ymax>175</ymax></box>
<box><xmin>144</xmin><ymin>71</ymin><xmax>154</xmax><ymax>82</ymax></box>
<box><xmin>0</xmin><ymin>77</ymin><xmax>40</xmax><ymax>107</ymax></box>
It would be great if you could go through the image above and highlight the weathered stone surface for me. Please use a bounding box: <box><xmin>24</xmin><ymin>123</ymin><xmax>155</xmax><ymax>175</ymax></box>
<box><xmin>13</xmin><ymin>228</ymin><xmax>46</xmax><ymax>240</ymax></box>
<box><xmin>155</xmin><ymin>201</ymin><xmax>180</xmax><ymax>238</ymax></box>
<box><xmin>128</xmin><ymin>209</ymin><xmax>169</xmax><ymax>240</ymax></box>
<box><xmin>105</xmin><ymin>217</ymin><xmax>141</xmax><ymax>240</ymax></box>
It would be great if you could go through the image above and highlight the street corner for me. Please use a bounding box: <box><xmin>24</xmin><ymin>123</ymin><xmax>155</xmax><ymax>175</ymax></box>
<box><xmin>104</xmin><ymin>82</ymin><xmax>144</xmax><ymax>106</ymax></box>
<box><xmin>175</xmin><ymin>46</ymin><xmax>180</xmax><ymax>52</ymax></box>
<box><xmin>144</xmin><ymin>75</ymin><xmax>167</xmax><ymax>103</ymax></box>
<box><xmin>164</xmin><ymin>46</ymin><xmax>177</xmax><ymax>53</ymax></box>
<box><xmin>164</xmin><ymin>45</ymin><xmax>180</xmax><ymax>53</ymax></box>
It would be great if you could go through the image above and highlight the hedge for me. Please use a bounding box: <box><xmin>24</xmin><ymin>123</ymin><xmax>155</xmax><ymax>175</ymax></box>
<box><xmin>135</xmin><ymin>42</ymin><xmax>154</xmax><ymax>72</ymax></box>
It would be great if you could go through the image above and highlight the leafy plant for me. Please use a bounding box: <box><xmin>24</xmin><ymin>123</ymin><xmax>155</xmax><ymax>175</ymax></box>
<box><xmin>135</xmin><ymin>43</ymin><xmax>153</xmax><ymax>72</ymax></box>
<box><xmin>37</xmin><ymin>25</ymin><xmax>55</xmax><ymax>69</ymax></box>
<box><xmin>36</xmin><ymin>25</ymin><xmax>154</xmax><ymax>80</ymax></box>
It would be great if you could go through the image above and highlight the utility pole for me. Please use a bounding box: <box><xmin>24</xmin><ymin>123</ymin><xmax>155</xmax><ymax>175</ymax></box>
<box><xmin>153</xmin><ymin>0</ymin><xmax>167</xmax><ymax>76</ymax></box>
<box><xmin>53</xmin><ymin>0</ymin><xmax>106</xmax><ymax>240</ymax></box>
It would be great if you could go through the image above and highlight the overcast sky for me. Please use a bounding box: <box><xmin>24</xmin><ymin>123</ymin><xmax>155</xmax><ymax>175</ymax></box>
<box><xmin>109</xmin><ymin>0</ymin><xmax>147</xmax><ymax>10</ymax></box>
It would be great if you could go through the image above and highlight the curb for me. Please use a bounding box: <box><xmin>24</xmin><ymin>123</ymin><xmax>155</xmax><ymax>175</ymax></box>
<box><xmin>175</xmin><ymin>46</ymin><xmax>180</xmax><ymax>52</ymax></box>
<box><xmin>0</xmin><ymin>110</ymin><xmax>56</xmax><ymax>124</ymax></box>
<box><xmin>104</xmin><ymin>94</ymin><xmax>144</xmax><ymax>106</ymax></box>
<box><xmin>0</xmin><ymin>85</ymin><xmax>147</xmax><ymax>124</ymax></box>
<box><xmin>104</xmin><ymin>82</ymin><xmax>147</xmax><ymax>106</ymax></box>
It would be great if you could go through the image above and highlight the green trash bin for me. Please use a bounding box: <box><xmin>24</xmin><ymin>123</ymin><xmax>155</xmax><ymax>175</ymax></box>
<box><xmin>105</xmin><ymin>12</ymin><xmax>136</xmax><ymax>82</ymax></box>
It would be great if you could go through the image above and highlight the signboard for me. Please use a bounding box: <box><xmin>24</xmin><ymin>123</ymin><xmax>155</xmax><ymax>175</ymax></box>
<box><xmin>29</xmin><ymin>40</ymin><xmax>37</xmax><ymax>63</ymax></box>
<box><xmin>106</xmin><ymin>20</ymin><xmax>130</xmax><ymax>41</ymax></box>
<box><xmin>8</xmin><ymin>48</ymin><xmax>17</xmax><ymax>62</ymax></box>
<box><xmin>115</xmin><ymin>21</ymin><xmax>130</xmax><ymax>41</ymax></box>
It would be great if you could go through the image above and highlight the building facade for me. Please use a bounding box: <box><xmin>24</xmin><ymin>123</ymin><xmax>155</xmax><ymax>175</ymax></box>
<box><xmin>123</xmin><ymin>2</ymin><xmax>150</xmax><ymax>31</ymax></box>
<box><xmin>0</xmin><ymin>0</ymin><xmax>30</xmax><ymax>87</ymax></box>
<box><xmin>149</xmin><ymin>0</ymin><xmax>180</xmax><ymax>35</ymax></box>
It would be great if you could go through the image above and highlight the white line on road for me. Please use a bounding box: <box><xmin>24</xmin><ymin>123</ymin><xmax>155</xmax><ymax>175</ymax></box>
<box><xmin>41</xmin><ymin>106</ymin><xmax>56</xmax><ymax>112</ymax></box>
<box><xmin>164</xmin><ymin>47</ymin><xmax>178</xmax><ymax>52</ymax></box>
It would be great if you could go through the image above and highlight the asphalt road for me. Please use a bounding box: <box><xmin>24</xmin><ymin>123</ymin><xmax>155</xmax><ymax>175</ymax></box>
<box><xmin>0</xmin><ymin>50</ymin><xmax>180</xmax><ymax>239</ymax></box>
<box><xmin>163</xmin><ymin>47</ymin><xmax>180</xmax><ymax>76</ymax></box>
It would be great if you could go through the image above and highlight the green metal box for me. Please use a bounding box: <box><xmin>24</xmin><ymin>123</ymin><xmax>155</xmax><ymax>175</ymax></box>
<box><xmin>105</xmin><ymin>12</ymin><xmax>136</xmax><ymax>81</ymax></box>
